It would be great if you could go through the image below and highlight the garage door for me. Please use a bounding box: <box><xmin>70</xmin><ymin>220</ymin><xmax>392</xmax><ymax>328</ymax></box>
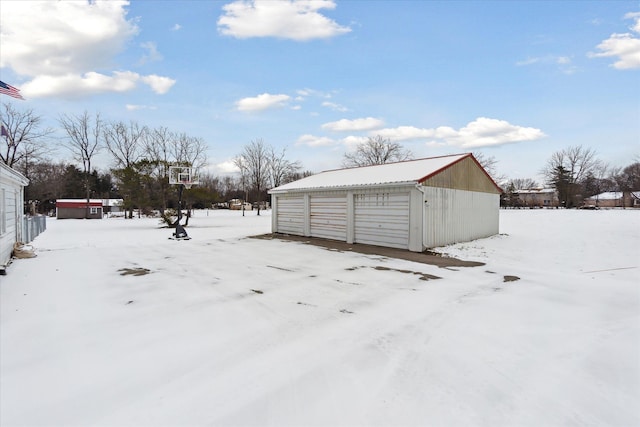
<box><xmin>355</xmin><ymin>192</ymin><xmax>410</xmax><ymax>249</ymax></box>
<box><xmin>310</xmin><ymin>194</ymin><xmax>347</xmax><ymax>240</ymax></box>
<box><xmin>276</xmin><ymin>195</ymin><xmax>304</xmax><ymax>235</ymax></box>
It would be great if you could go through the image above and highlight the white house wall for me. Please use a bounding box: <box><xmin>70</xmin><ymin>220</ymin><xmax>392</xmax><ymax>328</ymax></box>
<box><xmin>422</xmin><ymin>187</ymin><xmax>499</xmax><ymax>248</ymax></box>
<box><xmin>1</xmin><ymin>164</ymin><xmax>28</xmax><ymax>269</ymax></box>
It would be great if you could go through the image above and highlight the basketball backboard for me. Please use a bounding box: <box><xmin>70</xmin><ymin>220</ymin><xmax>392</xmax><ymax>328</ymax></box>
<box><xmin>169</xmin><ymin>166</ymin><xmax>199</xmax><ymax>189</ymax></box>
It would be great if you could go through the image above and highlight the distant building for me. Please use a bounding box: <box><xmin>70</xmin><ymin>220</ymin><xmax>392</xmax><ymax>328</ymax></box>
<box><xmin>102</xmin><ymin>199</ymin><xmax>124</xmax><ymax>215</ymax></box>
<box><xmin>229</xmin><ymin>199</ymin><xmax>252</xmax><ymax>211</ymax></box>
<box><xmin>583</xmin><ymin>192</ymin><xmax>640</xmax><ymax>208</ymax></box>
<box><xmin>56</xmin><ymin>199</ymin><xmax>103</xmax><ymax>219</ymax></box>
<box><xmin>514</xmin><ymin>188</ymin><xmax>559</xmax><ymax>208</ymax></box>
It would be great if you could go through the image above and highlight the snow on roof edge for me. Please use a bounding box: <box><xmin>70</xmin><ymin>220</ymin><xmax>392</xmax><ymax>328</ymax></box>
<box><xmin>270</xmin><ymin>153</ymin><xmax>471</xmax><ymax>193</ymax></box>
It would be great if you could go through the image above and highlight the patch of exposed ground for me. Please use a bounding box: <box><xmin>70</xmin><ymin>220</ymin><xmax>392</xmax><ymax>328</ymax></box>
<box><xmin>252</xmin><ymin>234</ymin><xmax>484</xmax><ymax>268</ymax></box>
<box><xmin>118</xmin><ymin>268</ymin><xmax>151</xmax><ymax>276</ymax></box>
<box><xmin>345</xmin><ymin>265</ymin><xmax>441</xmax><ymax>281</ymax></box>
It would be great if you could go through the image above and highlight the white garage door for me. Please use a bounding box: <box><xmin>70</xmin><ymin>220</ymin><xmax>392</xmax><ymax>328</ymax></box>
<box><xmin>355</xmin><ymin>192</ymin><xmax>410</xmax><ymax>249</ymax></box>
<box><xmin>276</xmin><ymin>195</ymin><xmax>305</xmax><ymax>235</ymax></box>
<box><xmin>310</xmin><ymin>194</ymin><xmax>347</xmax><ymax>240</ymax></box>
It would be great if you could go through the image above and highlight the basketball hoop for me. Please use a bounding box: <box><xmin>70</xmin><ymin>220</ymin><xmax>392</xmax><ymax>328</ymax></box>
<box><xmin>168</xmin><ymin>166</ymin><xmax>199</xmax><ymax>240</ymax></box>
<box><xmin>169</xmin><ymin>166</ymin><xmax>199</xmax><ymax>189</ymax></box>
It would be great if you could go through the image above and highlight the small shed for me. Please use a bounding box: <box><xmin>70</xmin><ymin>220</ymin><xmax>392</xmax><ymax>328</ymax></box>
<box><xmin>1</xmin><ymin>162</ymin><xmax>29</xmax><ymax>272</ymax></box>
<box><xmin>268</xmin><ymin>153</ymin><xmax>502</xmax><ymax>252</ymax></box>
<box><xmin>56</xmin><ymin>199</ymin><xmax>103</xmax><ymax>219</ymax></box>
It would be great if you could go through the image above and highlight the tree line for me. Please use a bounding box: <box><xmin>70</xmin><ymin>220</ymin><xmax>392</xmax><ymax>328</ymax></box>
<box><xmin>1</xmin><ymin>102</ymin><xmax>308</xmax><ymax>217</ymax></box>
<box><xmin>2</xmin><ymin>101</ymin><xmax>638</xmax><ymax>216</ymax></box>
<box><xmin>502</xmin><ymin>146</ymin><xmax>640</xmax><ymax>208</ymax></box>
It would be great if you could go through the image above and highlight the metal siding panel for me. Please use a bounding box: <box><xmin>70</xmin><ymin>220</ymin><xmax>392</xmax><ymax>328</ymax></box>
<box><xmin>309</xmin><ymin>194</ymin><xmax>347</xmax><ymax>240</ymax></box>
<box><xmin>0</xmin><ymin>186</ymin><xmax>16</xmax><ymax>267</ymax></box>
<box><xmin>355</xmin><ymin>192</ymin><xmax>410</xmax><ymax>249</ymax></box>
<box><xmin>423</xmin><ymin>187</ymin><xmax>499</xmax><ymax>247</ymax></box>
<box><xmin>276</xmin><ymin>195</ymin><xmax>305</xmax><ymax>235</ymax></box>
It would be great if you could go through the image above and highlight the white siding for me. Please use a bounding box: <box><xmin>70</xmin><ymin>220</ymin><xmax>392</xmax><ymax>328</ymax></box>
<box><xmin>274</xmin><ymin>195</ymin><xmax>305</xmax><ymax>235</ymax></box>
<box><xmin>423</xmin><ymin>187</ymin><xmax>499</xmax><ymax>248</ymax></box>
<box><xmin>309</xmin><ymin>194</ymin><xmax>347</xmax><ymax>240</ymax></box>
<box><xmin>1</xmin><ymin>164</ymin><xmax>28</xmax><ymax>269</ymax></box>
<box><xmin>354</xmin><ymin>192</ymin><xmax>410</xmax><ymax>249</ymax></box>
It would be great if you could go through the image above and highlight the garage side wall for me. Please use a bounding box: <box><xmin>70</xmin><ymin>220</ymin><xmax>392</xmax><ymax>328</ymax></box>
<box><xmin>423</xmin><ymin>187</ymin><xmax>499</xmax><ymax>248</ymax></box>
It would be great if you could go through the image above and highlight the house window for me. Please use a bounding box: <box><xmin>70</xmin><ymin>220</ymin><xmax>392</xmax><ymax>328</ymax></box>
<box><xmin>90</xmin><ymin>207</ymin><xmax>98</xmax><ymax>215</ymax></box>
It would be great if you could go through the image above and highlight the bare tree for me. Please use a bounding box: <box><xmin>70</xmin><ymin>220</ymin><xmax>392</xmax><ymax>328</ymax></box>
<box><xmin>542</xmin><ymin>145</ymin><xmax>598</xmax><ymax>208</ymax></box>
<box><xmin>58</xmin><ymin>111</ymin><xmax>102</xmax><ymax>218</ymax></box>
<box><xmin>236</xmin><ymin>139</ymin><xmax>270</xmax><ymax>215</ymax></box>
<box><xmin>472</xmin><ymin>152</ymin><xmax>506</xmax><ymax>183</ymax></box>
<box><xmin>543</xmin><ymin>146</ymin><xmax>598</xmax><ymax>185</ymax></box>
<box><xmin>171</xmin><ymin>132</ymin><xmax>208</xmax><ymax>170</ymax></box>
<box><xmin>103</xmin><ymin>120</ymin><xmax>146</xmax><ymax>168</ymax></box>
<box><xmin>143</xmin><ymin>126</ymin><xmax>175</xmax><ymax>209</ymax></box>
<box><xmin>144</xmin><ymin>126</ymin><xmax>172</xmax><ymax>174</ymax></box>
<box><xmin>507</xmin><ymin>178</ymin><xmax>540</xmax><ymax>190</ymax></box>
<box><xmin>233</xmin><ymin>155</ymin><xmax>249</xmax><ymax>216</ymax></box>
<box><xmin>0</xmin><ymin>102</ymin><xmax>54</xmax><ymax>172</ymax></box>
<box><xmin>268</xmin><ymin>146</ymin><xmax>302</xmax><ymax>188</ymax></box>
<box><xmin>343</xmin><ymin>135</ymin><xmax>413</xmax><ymax>167</ymax></box>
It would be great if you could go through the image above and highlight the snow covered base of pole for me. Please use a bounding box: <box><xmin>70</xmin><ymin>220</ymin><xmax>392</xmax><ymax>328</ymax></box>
<box><xmin>169</xmin><ymin>223</ymin><xmax>190</xmax><ymax>240</ymax></box>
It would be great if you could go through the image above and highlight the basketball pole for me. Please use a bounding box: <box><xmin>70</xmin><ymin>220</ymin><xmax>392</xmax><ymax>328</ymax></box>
<box><xmin>173</xmin><ymin>183</ymin><xmax>189</xmax><ymax>239</ymax></box>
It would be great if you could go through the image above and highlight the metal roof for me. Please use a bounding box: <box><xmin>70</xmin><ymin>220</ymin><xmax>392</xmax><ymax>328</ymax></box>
<box><xmin>270</xmin><ymin>153</ymin><xmax>471</xmax><ymax>193</ymax></box>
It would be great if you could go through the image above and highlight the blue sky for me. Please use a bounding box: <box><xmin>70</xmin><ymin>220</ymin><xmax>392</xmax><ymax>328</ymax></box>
<box><xmin>1</xmin><ymin>0</ymin><xmax>638</xmax><ymax>183</ymax></box>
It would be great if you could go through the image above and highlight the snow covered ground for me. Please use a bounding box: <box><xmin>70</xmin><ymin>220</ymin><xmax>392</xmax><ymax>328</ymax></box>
<box><xmin>1</xmin><ymin>209</ymin><xmax>638</xmax><ymax>426</ymax></box>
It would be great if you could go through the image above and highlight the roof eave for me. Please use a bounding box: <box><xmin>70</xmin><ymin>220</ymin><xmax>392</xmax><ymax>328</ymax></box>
<box><xmin>269</xmin><ymin>181</ymin><xmax>418</xmax><ymax>194</ymax></box>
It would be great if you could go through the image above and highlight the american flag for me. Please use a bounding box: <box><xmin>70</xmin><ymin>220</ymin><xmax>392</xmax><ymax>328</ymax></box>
<box><xmin>0</xmin><ymin>80</ymin><xmax>25</xmax><ymax>100</ymax></box>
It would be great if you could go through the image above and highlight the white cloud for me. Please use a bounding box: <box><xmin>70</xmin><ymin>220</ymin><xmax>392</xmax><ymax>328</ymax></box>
<box><xmin>515</xmin><ymin>57</ymin><xmax>543</xmax><ymax>66</ymax></box>
<box><xmin>21</xmin><ymin>71</ymin><xmax>175</xmax><ymax>98</ymax></box>
<box><xmin>321</xmin><ymin>101</ymin><xmax>349</xmax><ymax>112</ymax></box>
<box><xmin>141</xmin><ymin>75</ymin><xmax>176</xmax><ymax>94</ymax></box>
<box><xmin>322</xmin><ymin>117</ymin><xmax>384</xmax><ymax>132</ymax></box>
<box><xmin>375</xmin><ymin>125</ymin><xmax>438</xmax><ymax>141</ymax></box>
<box><xmin>375</xmin><ymin>118</ymin><xmax>545</xmax><ymax>148</ymax></box>
<box><xmin>342</xmin><ymin>135</ymin><xmax>368</xmax><ymax>149</ymax></box>
<box><xmin>171</xmin><ymin>24</ymin><xmax>182</xmax><ymax>31</ymax></box>
<box><xmin>126</xmin><ymin>104</ymin><xmax>157</xmax><ymax>111</ymax></box>
<box><xmin>139</xmin><ymin>42</ymin><xmax>163</xmax><ymax>65</ymax></box>
<box><xmin>516</xmin><ymin>55</ymin><xmax>578</xmax><ymax>74</ymax></box>
<box><xmin>0</xmin><ymin>1</ymin><xmax>137</xmax><ymax>75</ymax></box>
<box><xmin>588</xmin><ymin>12</ymin><xmax>640</xmax><ymax>69</ymax></box>
<box><xmin>442</xmin><ymin>117</ymin><xmax>546</xmax><ymax>148</ymax></box>
<box><xmin>236</xmin><ymin>93</ymin><xmax>291</xmax><ymax>111</ymax></box>
<box><xmin>218</xmin><ymin>0</ymin><xmax>351</xmax><ymax>41</ymax></box>
<box><xmin>0</xmin><ymin>0</ymin><xmax>175</xmax><ymax>98</ymax></box>
<box><xmin>216</xmin><ymin>160</ymin><xmax>240</xmax><ymax>174</ymax></box>
<box><xmin>295</xmin><ymin>134</ymin><xmax>336</xmax><ymax>147</ymax></box>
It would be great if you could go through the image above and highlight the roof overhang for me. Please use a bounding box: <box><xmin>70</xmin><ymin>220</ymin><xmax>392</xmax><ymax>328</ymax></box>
<box><xmin>269</xmin><ymin>181</ymin><xmax>418</xmax><ymax>195</ymax></box>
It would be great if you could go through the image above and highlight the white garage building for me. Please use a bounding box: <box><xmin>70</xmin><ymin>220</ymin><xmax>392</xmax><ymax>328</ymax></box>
<box><xmin>268</xmin><ymin>153</ymin><xmax>502</xmax><ymax>252</ymax></box>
